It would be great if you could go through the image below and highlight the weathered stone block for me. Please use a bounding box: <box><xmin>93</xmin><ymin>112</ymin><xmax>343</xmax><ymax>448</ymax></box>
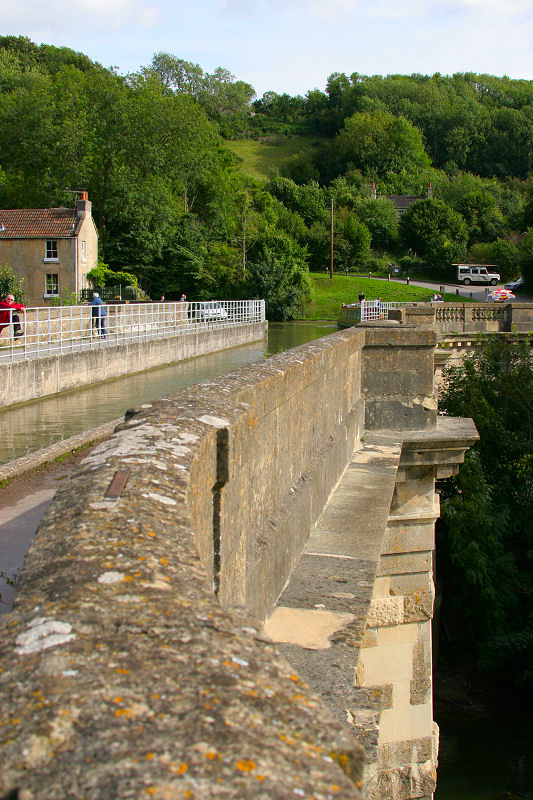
<box><xmin>378</xmin><ymin>736</ymin><xmax>433</xmax><ymax>767</ymax></box>
<box><xmin>410</xmin><ymin>641</ymin><xmax>431</xmax><ymax>706</ymax></box>
<box><xmin>403</xmin><ymin>587</ymin><xmax>435</xmax><ymax>623</ymax></box>
<box><xmin>366</xmin><ymin>596</ymin><xmax>404</xmax><ymax>627</ymax></box>
<box><xmin>362</xmin><ymin>627</ymin><xmax>378</xmax><ymax>648</ymax></box>
<box><xmin>379</xmin><ymin>551</ymin><xmax>432</xmax><ymax>576</ymax></box>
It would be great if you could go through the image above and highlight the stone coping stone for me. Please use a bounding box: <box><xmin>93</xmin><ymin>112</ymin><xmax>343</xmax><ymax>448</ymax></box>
<box><xmin>365</xmin><ymin>416</ymin><xmax>479</xmax><ymax>451</ymax></box>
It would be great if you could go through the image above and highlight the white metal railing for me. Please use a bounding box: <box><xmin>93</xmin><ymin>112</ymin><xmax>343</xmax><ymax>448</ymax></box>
<box><xmin>340</xmin><ymin>300</ymin><xmax>405</xmax><ymax>323</ymax></box>
<box><xmin>360</xmin><ymin>300</ymin><xmax>403</xmax><ymax>322</ymax></box>
<box><xmin>0</xmin><ymin>300</ymin><xmax>265</xmax><ymax>363</ymax></box>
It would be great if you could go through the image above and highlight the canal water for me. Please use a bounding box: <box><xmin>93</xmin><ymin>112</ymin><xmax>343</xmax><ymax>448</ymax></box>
<box><xmin>0</xmin><ymin>321</ymin><xmax>337</xmax><ymax>465</ymax></box>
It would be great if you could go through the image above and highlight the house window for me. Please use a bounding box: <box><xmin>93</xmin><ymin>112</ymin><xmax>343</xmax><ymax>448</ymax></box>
<box><xmin>45</xmin><ymin>240</ymin><xmax>58</xmax><ymax>261</ymax></box>
<box><xmin>81</xmin><ymin>273</ymin><xmax>86</xmax><ymax>289</ymax></box>
<box><xmin>81</xmin><ymin>240</ymin><xmax>86</xmax><ymax>262</ymax></box>
<box><xmin>45</xmin><ymin>274</ymin><xmax>59</xmax><ymax>296</ymax></box>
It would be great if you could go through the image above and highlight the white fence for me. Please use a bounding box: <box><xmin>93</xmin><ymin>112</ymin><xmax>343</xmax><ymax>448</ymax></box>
<box><xmin>0</xmin><ymin>300</ymin><xmax>265</xmax><ymax>363</ymax></box>
<box><xmin>339</xmin><ymin>300</ymin><xmax>405</xmax><ymax>325</ymax></box>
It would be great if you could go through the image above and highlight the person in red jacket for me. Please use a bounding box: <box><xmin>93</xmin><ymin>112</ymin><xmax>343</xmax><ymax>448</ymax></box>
<box><xmin>0</xmin><ymin>294</ymin><xmax>26</xmax><ymax>338</ymax></box>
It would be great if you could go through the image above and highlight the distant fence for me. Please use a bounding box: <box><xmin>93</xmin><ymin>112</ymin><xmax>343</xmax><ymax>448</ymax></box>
<box><xmin>339</xmin><ymin>300</ymin><xmax>533</xmax><ymax>334</ymax></box>
<box><xmin>338</xmin><ymin>300</ymin><xmax>405</xmax><ymax>326</ymax></box>
<box><xmin>0</xmin><ymin>300</ymin><xmax>265</xmax><ymax>363</ymax></box>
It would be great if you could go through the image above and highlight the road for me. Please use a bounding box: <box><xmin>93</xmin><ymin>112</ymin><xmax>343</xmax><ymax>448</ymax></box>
<box><xmin>369</xmin><ymin>274</ymin><xmax>533</xmax><ymax>303</ymax></box>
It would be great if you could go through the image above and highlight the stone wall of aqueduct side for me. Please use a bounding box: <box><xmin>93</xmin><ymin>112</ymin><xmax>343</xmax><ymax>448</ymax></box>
<box><xmin>0</xmin><ymin>324</ymin><xmax>477</xmax><ymax>799</ymax></box>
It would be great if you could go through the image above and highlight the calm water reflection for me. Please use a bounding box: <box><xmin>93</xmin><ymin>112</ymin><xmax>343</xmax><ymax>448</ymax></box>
<box><xmin>0</xmin><ymin>321</ymin><xmax>337</xmax><ymax>465</ymax></box>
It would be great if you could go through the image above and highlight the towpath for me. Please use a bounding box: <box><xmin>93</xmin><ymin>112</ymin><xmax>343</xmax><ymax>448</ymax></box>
<box><xmin>0</xmin><ymin>448</ymin><xmax>95</xmax><ymax>613</ymax></box>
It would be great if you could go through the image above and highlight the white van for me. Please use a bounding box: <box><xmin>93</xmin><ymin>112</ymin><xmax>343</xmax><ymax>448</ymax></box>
<box><xmin>456</xmin><ymin>264</ymin><xmax>500</xmax><ymax>286</ymax></box>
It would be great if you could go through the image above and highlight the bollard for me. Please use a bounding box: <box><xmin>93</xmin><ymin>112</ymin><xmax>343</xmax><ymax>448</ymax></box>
<box><xmin>470</xmin><ymin>292</ymin><xmax>473</xmax><ymax>299</ymax></box>
<box><xmin>456</xmin><ymin>288</ymin><xmax>459</xmax><ymax>295</ymax></box>
<box><xmin>388</xmin><ymin>273</ymin><xmax>391</xmax><ymax>281</ymax></box>
<box><xmin>368</xmin><ymin>271</ymin><xmax>372</xmax><ymax>279</ymax></box>
<box><xmin>406</xmin><ymin>277</ymin><xmax>410</xmax><ymax>285</ymax></box>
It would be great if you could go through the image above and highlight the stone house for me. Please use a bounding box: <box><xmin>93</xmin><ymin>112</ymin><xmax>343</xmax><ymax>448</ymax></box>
<box><xmin>371</xmin><ymin>181</ymin><xmax>434</xmax><ymax>217</ymax></box>
<box><xmin>0</xmin><ymin>192</ymin><xmax>98</xmax><ymax>306</ymax></box>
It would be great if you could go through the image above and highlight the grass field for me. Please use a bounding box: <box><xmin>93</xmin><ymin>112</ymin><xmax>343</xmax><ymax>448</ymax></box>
<box><xmin>303</xmin><ymin>274</ymin><xmax>463</xmax><ymax>320</ymax></box>
<box><xmin>226</xmin><ymin>137</ymin><xmax>319</xmax><ymax>181</ymax></box>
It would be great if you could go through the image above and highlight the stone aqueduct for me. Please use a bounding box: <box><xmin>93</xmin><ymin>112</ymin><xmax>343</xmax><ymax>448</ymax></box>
<box><xmin>2</xmin><ymin>307</ymin><xmax>517</xmax><ymax>800</ymax></box>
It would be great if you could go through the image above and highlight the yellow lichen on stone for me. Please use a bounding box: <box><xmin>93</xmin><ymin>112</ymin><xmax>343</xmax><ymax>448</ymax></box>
<box><xmin>236</xmin><ymin>759</ymin><xmax>256</xmax><ymax>772</ymax></box>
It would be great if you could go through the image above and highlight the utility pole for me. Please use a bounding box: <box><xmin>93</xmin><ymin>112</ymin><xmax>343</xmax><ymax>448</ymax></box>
<box><xmin>330</xmin><ymin>198</ymin><xmax>334</xmax><ymax>279</ymax></box>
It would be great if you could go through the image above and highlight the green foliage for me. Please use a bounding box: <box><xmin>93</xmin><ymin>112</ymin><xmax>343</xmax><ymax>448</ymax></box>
<box><xmin>1</xmin><ymin>39</ymin><xmax>533</xmax><ymax>308</ymax></box>
<box><xmin>0</xmin><ymin>264</ymin><xmax>26</xmax><ymax>303</ymax></box>
<box><xmin>399</xmin><ymin>198</ymin><xmax>468</xmax><ymax>268</ymax></box>
<box><xmin>334</xmin><ymin>110</ymin><xmax>431</xmax><ymax>178</ymax></box>
<box><xmin>246</xmin><ymin>230</ymin><xmax>311</xmax><ymax>320</ymax></box>
<box><xmin>49</xmin><ymin>289</ymin><xmax>78</xmax><ymax>306</ymax></box>
<box><xmin>519</xmin><ymin>228</ymin><xmax>533</xmax><ymax>288</ymax></box>
<box><xmin>148</xmin><ymin>52</ymin><xmax>255</xmax><ymax>137</ymax></box>
<box><xmin>439</xmin><ymin>336</ymin><xmax>533</xmax><ymax>685</ymax></box>
<box><xmin>469</xmin><ymin>239</ymin><xmax>520</xmax><ymax>282</ymax></box>
<box><xmin>355</xmin><ymin>197</ymin><xmax>399</xmax><ymax>248</ymax></box>
<box><xmin>87</xmin><ymin>263</ymin><xmax>138</xmax><ymax>288</ymax></box>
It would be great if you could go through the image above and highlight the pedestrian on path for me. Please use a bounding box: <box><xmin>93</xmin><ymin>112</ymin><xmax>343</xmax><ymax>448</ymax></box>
<box><xmin>90</xmin><ymin>293</ymin><xmax>107</xmax><ymax>337</ymax></box>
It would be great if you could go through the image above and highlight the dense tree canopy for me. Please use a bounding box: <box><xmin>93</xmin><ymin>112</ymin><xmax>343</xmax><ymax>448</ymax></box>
<box><xmin>399</xmin><ymin>198</ymin><xmax>468</xmax><ymax>266</ymax></box>
<box><xmin>1</xmin><ymin>35</ymin><xmax>533</xmax><ymax>310</ymax></box>
<box><xmin>438</xmin><ymin>337</ymin><xmax>533</xmax><ymax>686</ymax></box>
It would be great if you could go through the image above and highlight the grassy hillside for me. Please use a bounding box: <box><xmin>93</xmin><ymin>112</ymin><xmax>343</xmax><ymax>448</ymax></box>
<box><xmin>226</xmin><ymin>136</ymin><xmax>319</xmax><ymax>181</ymax></box>
<box><xmin>303</xmin><ymin>274</ymin><xmax>462</xmax><ymax>319</ymax></box>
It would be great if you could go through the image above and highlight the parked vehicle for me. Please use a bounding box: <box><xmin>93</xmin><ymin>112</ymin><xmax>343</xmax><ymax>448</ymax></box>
<box><xmin>504</xmin><ymin>276</ymin><xmax>525</xmax><ymax>291</ymax></box>
<box><xmin>456</xmin><ymin>264</ymin><xmax>500</xmax><ymax>286</ymax></box>
<box><xmin>197</xmin><ymin>301</ymin><xmax>228</xmax><ymax>321</ymax></box>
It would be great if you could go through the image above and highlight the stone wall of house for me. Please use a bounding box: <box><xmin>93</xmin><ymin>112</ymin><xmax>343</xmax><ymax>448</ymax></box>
<box><xmin>0</xmin><ymin>237</ymin><xmax>80</xmax><ymax>306</ymax></box>
<box><xmin>76</xmin><ymin>209</ymin><xmax>98</xmax><ymax>293</ymax></box>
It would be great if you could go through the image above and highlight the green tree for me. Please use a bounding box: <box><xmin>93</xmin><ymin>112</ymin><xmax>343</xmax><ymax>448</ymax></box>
<box><xmin>246</xmin><ymin>230</ymin><xmax>311</xmax><ymax>320</ymax></box>
<box><xmin>334</xmin><ymin>110</ymin><xmax>431</xmax><ymax>178</ymax></box>
<box><xmin>469</xmin><ymin>239</ymin><xmax>520</xmax><ymax>282</ymax></box>
<box><xmin>399</xmin><ymin>198</ymin><xmax>468</xmax><ymax>267</ymax></box>
<box><xmin>438</xmin><ymin>336</ymin><xmax>533</xmax><ymax>685</ymax></box>
<box><xmin>519</xmin><ymin>228</ymin><xmax>533</xmax><ymax>288</ymax></box>
<box><xmin>355</xmin><ymin>197</ymin><xmax>399</xmax><ymax>248</ymax></box>
<box><xmin>0</xmin><ymin>264</ymin><xmax>26</xmax><ymax>303</ymax></box>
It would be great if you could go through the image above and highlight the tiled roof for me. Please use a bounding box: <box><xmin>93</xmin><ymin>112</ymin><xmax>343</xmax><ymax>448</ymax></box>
<box><xmin>386</xmin><ymin>195</ymin><xmax>425</xmax><ymax>210</ymax></box>
<box><xmin>0</xmin><ymin>208</ymin><xmax>82</xmax><ymax>239</ymax></box>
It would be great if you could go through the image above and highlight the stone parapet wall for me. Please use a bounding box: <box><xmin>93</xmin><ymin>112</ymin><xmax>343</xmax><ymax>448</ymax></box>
<box><xmin>388</xmin><ymin>301</ymin><xmax>533</xmax><ymax>335</ymax></box>
<box><xmin>361</xmin><ymin>325</ymin><xmax>437</xmax><ymax>431</ymax></box>
<box><xmin>0</xmin><ymin>325</ymin><xmax>478</xmax><ymax>799</ymax></box>
<box><xmin>0</xmin><ymin>328</ymin><xmax>369</xmax><ymax>799</ymax></box>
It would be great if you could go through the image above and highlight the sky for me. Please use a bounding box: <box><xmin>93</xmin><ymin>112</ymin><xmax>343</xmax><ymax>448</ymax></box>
<box><xmin>1</xmin><ymin>0</ymin><xmax>533</xmax><ymax>98</ymax></box>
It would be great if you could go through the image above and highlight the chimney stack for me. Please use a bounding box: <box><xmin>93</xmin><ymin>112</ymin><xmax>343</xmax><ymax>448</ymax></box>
<box><xmin>371</xmin><ymin>181</ymin><xmax>377</xmax><ymax>200</ymax></box>
<box><xmin>76</xmin><ymin>192</ymin><xmax>91</xmax><ymax>217</ymax></box>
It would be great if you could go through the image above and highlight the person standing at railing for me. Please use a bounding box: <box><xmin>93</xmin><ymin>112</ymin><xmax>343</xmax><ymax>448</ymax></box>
<box><xmin>90</xmin><ymin>292</ymin><xmax>107</xmax><ymax>338</ymax></box>
<box><xmin>0</xmin><ymin>294</ymin><xmax>25</xmax><ymax>338</ymax></box>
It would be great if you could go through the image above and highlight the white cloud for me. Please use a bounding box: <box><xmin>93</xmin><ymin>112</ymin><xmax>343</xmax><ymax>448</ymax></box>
<box><xmin>0</xmin><ymin>0</ymin><xmax>161</xmax><ymax>36</ymax></box>
<box><xmin>449</xmin><ymin>0</ymin><xmax>531</xmax><ymax>12</ymax></box>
